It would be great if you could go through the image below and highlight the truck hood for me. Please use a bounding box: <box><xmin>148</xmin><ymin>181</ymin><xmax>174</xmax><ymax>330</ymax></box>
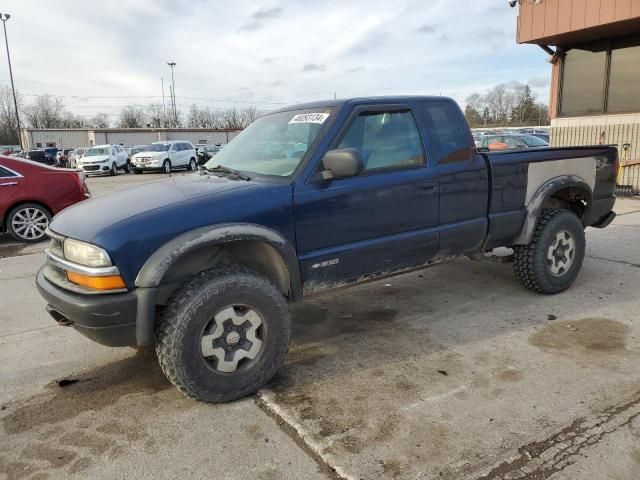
<box><xmin>49</xmin><ymin>174</ymin><xmax>253</xmax><ymax>242</ymax></box>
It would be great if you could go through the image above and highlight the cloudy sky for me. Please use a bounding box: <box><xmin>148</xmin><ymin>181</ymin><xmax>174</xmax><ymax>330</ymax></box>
<box><xmin>1</xmin><ymin>0</ymin><xmax>550</xmax><ymax>120</ymax></box>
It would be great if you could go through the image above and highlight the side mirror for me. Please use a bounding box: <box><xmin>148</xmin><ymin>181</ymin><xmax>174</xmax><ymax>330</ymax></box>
<box><xmin>321</xmin><ymin>148</ymin><xmax>364</xmax><ymax>179</ymax></box>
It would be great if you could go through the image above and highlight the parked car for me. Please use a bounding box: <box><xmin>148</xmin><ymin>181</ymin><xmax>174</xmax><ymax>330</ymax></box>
<box><xmin>77</xmin><ymin>144</ymin><xmax>130</xmax><ymax>176</ymax></box>
<box><xmin>532</xmin><ymin>133</ymin><xmax>550</xmax><ymax>143</ymax></box>
<box><xmin>68</xmin><ymin>148</ymin><xmax>87</xmax><ymax>168</ymax></box>
<box><xmin>197</xmin><ymin>145</ymin><xmax>223</xmax><ymax>165</ymax></box>
<box><xmin>129</xmin><ymin>145</ymin><xmax>148</xmax><ymax>157</ymax></box>
<box><xmin>42</xmin><ymin>148</ymin><xmax>59</xmax><ymax>166</ymax></box>
<box><xmin>55</xmin><ymin>149</ymin><xmax>74</xmax><ymax>168</ymax></box>
<box><xmin>480</xmin><ymin>134</ymin><xmax>549</xmax><ymax>151</ymax></box>
<box><xmin>36</xmin><ymin>96</ymin><xmax>617</xmax><ymax>403</ymax></box>
<box><xmin>131</xmin><ymin>141</ymin><xmax>197</xmax><ymax>174</ymax></box>
<box><xmin>0</xmin><ymin>156</ymin><xmax>90</xmax><ymax>242</ymax></box>
<box><xmin>19</xmin><ymin>149</ymin><xmax>51</xmax><ymax>165</ymax></box>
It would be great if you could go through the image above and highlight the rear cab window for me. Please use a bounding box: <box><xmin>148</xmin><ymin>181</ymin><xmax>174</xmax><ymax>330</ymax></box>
<box><xmin>419</xmin><ymin>100</ymin><xmax>473</xmax><ymax>164</ymax></box>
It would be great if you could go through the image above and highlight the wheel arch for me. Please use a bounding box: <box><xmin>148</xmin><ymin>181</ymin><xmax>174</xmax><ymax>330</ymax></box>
<box><xmin>134</xmin><ymin>224</ymin><xmax>301</xmax><ymax>346</ymax></box>
<box><xmin>514</xmin><ymin>175</ymin><xmax>593</xmax><ymax>245</ymax></box>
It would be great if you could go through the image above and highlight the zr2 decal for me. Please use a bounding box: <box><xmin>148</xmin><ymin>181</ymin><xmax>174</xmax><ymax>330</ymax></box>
<box><xmin>311</xmin><ymin>259</ymin><xmax>339</xmax><ymax>269</ymax></box>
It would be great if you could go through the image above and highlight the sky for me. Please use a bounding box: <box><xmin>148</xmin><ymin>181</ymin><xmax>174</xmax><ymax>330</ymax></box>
<box><xmin>0</xmin><ymin>0</ymin><xmax>551</xmax><ymax>120</ymax></box>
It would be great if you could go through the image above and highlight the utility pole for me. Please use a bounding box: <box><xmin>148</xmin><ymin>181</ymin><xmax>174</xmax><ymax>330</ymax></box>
<box><xmin>0</xmin><ymin>13</ymin><xmax>22</xmax><ymax>149</ymax></box>
<box><xmin>167</xmin><ymin>62</ymin><xmax>177</xmax><ymax>126</ymax></box>
<box><xmin>161</xmin><ymin>78</ymin><xmax>166</xmax><ymax>128</ymax></box>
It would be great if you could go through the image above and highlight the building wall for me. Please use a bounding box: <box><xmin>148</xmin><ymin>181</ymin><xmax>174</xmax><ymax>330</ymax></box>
<box><xmin>551</xmin><ymin>114</ymin><xmax>640</xmax><ymax>193</ymax></box>
<box><xmin>26</xmin><ymin>130</ymin><xmax>90</xmax><ymax>149</ymax></box>
<box><xmin>518</xmin><ymin>0</ymin><xmax>640</xmax><ymax>44</ymax></box>
<box><xmin>551</xmin><ymin>113</ymin><xmax>640</xmax><ymax>161</ymax></box>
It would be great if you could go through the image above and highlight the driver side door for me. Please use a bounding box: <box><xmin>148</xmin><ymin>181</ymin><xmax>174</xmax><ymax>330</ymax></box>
<box><xmin>293</xmin><ymin>104</ymin><xmax>440</xmax><ymax>293</ymax></box>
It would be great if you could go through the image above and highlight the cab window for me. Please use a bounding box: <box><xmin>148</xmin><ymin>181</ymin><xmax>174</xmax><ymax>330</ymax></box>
<box><xmin>337</xmin><ymin>110</ymin><xmax>424</xmax><ymax>172</ymax></box>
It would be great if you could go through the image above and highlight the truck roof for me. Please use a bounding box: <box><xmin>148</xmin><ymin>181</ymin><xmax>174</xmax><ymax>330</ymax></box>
<box><xmin>273</xmin><ymin>95</ymin><xmax>457</xmax><ymax>113</ymax></box>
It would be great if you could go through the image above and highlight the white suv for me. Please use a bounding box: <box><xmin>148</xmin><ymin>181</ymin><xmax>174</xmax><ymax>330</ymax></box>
<box><xmin>77</xmin><ymin>144</ymin><xmax>130</xmax><ymax>176</ymax></box>
<box><xmin>131</xmin><ymin>141</ymin><xmax>198</xmax><ymax>174</ymax></box>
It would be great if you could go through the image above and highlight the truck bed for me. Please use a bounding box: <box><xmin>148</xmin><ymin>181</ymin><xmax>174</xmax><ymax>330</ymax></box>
<box><xmin>482</xmin><ymin>145</ymin><xmax>618</xmax><ymax>249</ymax></box>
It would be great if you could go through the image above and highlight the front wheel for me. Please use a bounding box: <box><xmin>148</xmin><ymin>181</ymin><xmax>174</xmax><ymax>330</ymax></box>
<box><xmin>156</xmin><ymin>267</ymin><xmax>290</xmax><ymax>403</ymax></box>
<box><xmin>162</xmin><ymin>159</ymin><xmax>171</xmax><ymax>174</ymax></box>
<box><xmin>189</xmin><ymin>158</ymin><xmax>197</xmax><ymax>171</ymax></box>
<box><xmin>110</xmin><ymin>163</ymin><xmax>117</xmax><ymax>176</ymax></box>
<box><xmin>513</xmin><ymin>209</ymin><xmax>586</xmax><ymax>294</ymax></box>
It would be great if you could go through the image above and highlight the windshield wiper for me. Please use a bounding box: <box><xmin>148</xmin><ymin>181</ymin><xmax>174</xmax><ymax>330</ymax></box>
<box><xmin>205</xmin><ymin>164</ymin><xmax>251</xmax><ymax>181</ymax></box>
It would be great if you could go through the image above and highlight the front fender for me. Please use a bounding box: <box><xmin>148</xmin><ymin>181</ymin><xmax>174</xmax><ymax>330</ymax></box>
<box><xmin>135</xmin><ymin>222</ymin><xmax>301</xmax><ymax>293</ymax></box>
<box><xmin>132</xmin><ymin>223</ymin><xmax>301</xmax><ymax>346</ymax></box>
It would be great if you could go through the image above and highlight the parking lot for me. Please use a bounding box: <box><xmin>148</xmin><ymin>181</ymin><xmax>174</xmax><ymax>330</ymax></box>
<box><xmin>1</xmin><ymin>172</ymin><xmax>639</xmax><ymax>480</ymax></box>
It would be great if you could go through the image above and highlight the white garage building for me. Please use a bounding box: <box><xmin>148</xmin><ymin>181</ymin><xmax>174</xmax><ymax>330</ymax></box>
<box><xmin>20</xmin><ymin>127</ymin><xmax>243</xmax><ymax>150</ymax></box>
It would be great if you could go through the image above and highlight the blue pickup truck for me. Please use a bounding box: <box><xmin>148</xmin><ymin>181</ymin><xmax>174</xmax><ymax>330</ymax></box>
<box><xmin>36</xmin><ymin>96</ymin><xmax>618</xmax><ymax>402</ymax></box>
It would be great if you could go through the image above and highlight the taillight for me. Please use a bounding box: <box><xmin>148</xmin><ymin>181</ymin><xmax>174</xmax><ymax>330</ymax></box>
<box><xmin>74</xmin><ymin>171</ymin><xmax>90</xmax><ymax>195</ymax></box>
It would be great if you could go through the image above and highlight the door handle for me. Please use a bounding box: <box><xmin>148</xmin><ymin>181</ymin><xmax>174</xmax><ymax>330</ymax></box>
<box><xmin>419</xmin><ymin>181</ymin><xmax>438</xmax><ymax>191</ymax></box>
<box><xmin>0</xmin><ymin>182</ymin><xmax>18</xmax><ymax>186</ymax></box>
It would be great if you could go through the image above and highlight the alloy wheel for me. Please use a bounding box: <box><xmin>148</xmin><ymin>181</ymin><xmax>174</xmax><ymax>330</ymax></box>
<box><xmin>546</xmin><ymin>230</ymin><xmax>576</xmax><ymax>276</ymax></box>
<box><xmin>200</xmin><ymin>305</ymin><xmax>266</xmax><ymax>373</ymax></box>
<box><xmin>11</xmin><ymin>207</ymin><xmax>49</xmax><ymax>241</ymax></box>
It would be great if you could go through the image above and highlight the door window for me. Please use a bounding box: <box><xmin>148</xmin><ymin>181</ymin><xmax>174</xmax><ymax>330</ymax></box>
<box><xmin>336</xmin><ymin>110</ymin><xmax>424</xmax><ymax>172</ymax></box>
<box><xmin>505</xmin><ymin>137</ymin><xmax>525</xmax><ymax>149</ymax></box>
<box><xmin>0</xmin><ymin>165</ymin><xmax>17</xmax><ymax>177</ymax></box>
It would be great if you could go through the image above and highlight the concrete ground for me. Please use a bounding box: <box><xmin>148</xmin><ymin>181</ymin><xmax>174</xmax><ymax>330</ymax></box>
<box><xmin>1</xmin><ymin>173</ymin><xmax>639</xmax><ymax>480</ymax></box>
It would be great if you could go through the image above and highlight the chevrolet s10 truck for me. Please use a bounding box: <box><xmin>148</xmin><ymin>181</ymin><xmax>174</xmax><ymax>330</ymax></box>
<box><xmin>36</xmin><ymin>96</ymin><xmax>618</xmax><ymax>402</ymax></box>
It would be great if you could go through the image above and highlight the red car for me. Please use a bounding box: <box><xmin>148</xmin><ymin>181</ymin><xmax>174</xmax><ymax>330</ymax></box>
<box><xmin>0</xmin><ymin>156</ymin><xmax>90</xmax><ymax>243</ymax></box>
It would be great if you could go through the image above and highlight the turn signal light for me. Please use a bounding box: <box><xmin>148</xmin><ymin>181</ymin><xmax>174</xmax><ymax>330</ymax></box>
<box><xmin>67</xmin><ymin>272</ymin><xmax>126</xmax><ymax>290</ymax></box>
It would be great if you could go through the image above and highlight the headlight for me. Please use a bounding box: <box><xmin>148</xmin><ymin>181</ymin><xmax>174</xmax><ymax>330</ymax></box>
<box><xmin>64</xmin><ymin>238</ymin><xmax>112</xmax><ymax>267</ymax></box>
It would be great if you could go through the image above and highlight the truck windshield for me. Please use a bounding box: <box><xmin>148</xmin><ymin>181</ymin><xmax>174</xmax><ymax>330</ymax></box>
<box><xmin>204</xmin><ymin>108</ymin><xmax>333</xmax><ymax>177</ymax></box>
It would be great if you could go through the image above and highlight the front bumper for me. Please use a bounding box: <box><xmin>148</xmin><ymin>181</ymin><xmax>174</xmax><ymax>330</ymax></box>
<box><xmin>79</xmin><ymin>163</ymin><xmax>111</xmax><ymax>175</ymax></box>
<box><xmin>36</xmin><ymin>266</ymin><xmax>138</xmax><ymax>347</ymax></box>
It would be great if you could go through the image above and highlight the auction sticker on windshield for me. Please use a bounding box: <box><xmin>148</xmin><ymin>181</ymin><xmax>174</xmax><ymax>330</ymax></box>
<box><xmin>288</xmin><ymin>112</ymin><xmax>330</xmax><ymax>124</ymax></box>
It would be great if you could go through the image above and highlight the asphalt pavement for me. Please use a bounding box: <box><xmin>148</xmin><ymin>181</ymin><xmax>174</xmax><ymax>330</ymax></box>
<box><xmin>1</xmin><ymin>173</ymin><xmax>639</xmax><ymax>479</ymax></box>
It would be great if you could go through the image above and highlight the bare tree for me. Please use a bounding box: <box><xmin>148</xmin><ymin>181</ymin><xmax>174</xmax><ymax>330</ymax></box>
<box><xmin>90</xmin><ymin>113</ymin><xmax>110</xmax><ymax>128</ymax></box>
<box><xmin>220</xmin><ymin>107</ymin><xmax>259</xmax><ymax>129</ymax></box>
<box><xmin>0</xmin><ymin>86</ymin><xmax>24</xmax><ymax>144</ymax></box>
<box><xmin>60</xmin><ymin>111</ymin><xmax>87</xmax><ymax>128</ymax></box>
<box><xmin>117</xmin><ymin>106</ymin><xmax>146</xmax><ymax>128</ymax></box>
<box><xmin>24</xmin><ymin>94</ymin><xmax>66</xmax><ymax>128</ymax></box>
<box><xmin>146</xmin><ymin>103</ymin><xmax>165</xmax><ymax>128</ymax></box>
<box><xmin>240</xmin><ymin>106</ymin><xmax>259</xmax><ymax>127</ymax></box>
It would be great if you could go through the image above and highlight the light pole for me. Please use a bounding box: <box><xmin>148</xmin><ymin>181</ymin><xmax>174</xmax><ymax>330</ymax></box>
<box><xmin>167</xmin><ymin>62</ymin><xmax>177</xmax><ymax>126</ymax></box>
<box><xmin>0</xmin><ymin>13</ymin><xmax>22</xmax><ymax>149</ymax></box>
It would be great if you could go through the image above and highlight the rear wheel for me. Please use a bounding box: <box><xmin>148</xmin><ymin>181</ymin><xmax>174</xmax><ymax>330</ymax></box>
<box><xmin>156</xmin><ymin>267</ymin><xmax>290</xmax><ymax>403</ymax></box>
<box><xmin>123</xmin><ymin>160</ymin><xmax>131</xmax><ymax>173</ymax></box>
<box><xmin>7</xmin><ymin>203</ymin><xmax>51</xmax><ymax>243</ymax></box>
<box><xmin>162</xmin><ymin>160</ymin><xmax>171</xmax><ymax>174</ymax></box>
<box><xmin>513</xmin><ymin>209</ymin><xmax>585</xmax><ymax>294</ymax></box>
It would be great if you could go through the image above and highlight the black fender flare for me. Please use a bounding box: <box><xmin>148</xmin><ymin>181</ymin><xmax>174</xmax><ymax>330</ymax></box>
<box><xmin>514</xmin><ymin>175</ymin><xmax>593</xmax><ymax>245</ymax></box>
<box><xmin>133</xmin><ymin>223</ymin><xmax>301</xmax><ymax>346</ymax></box>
